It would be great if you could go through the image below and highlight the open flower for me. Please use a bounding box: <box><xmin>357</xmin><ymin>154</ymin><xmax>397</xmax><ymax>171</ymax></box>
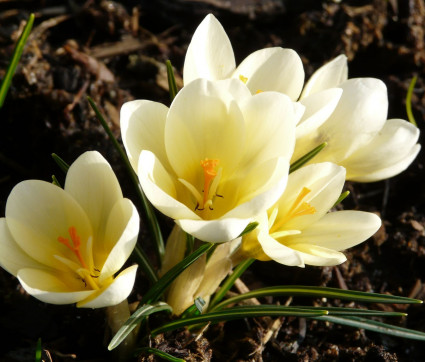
<box><xmin>121</xmin><ymin>78</ymin><xmax>298</xmax><ymax>242</ymax></box>
<box><xmin>235</xmin><ymin>163</ymin><xmax>381</xmax><ymax>267</ymax></box>
<box><xmin>294</xmin><ymin>55</ymin><xmax>421</xmax><ymax>182</ymax></box>
<box><xmin>0</xmin><ymin>151</ymin><xmax>139</xmax><ymax>308</ymax></box>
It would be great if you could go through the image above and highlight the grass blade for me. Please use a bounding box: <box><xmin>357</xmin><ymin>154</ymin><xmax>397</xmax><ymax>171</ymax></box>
<box><xmin>0</xmin><ymin>13</ymin><xmax>35</xmax><ymax>108</ymax></box>
<box><xmin>152</xmin><ymin>305</ymin><xmax>328</xmax><ymax>335</ymax></box>
<box><xmin>108</xmin><ymin>302</ymin><xmax>172</xmax><ymax>351</ymax></box>
<box><xmin>406</xmin><ymin>75</ymin><xmax>418</xmax><ymax>126</ymax></box>
<box><xmin>51</xmin><ymin>153</ymin><xmax>70</xmax><ymax>173</ymax></box>
<box><xmin>166</xmin><ymin>60</ymin><xmax>178</xmax><ymax>101</ymax></box>
<box><xmin>313</xmin><ymin>315</ymin><xmax>425</xmax><ymax>341</ymax></box>
<box><xmin>211</xmin><ymin>285</ymin><xmax>422</xmax><ymax>311</ymax></box>
<box><xmin>289</xmin><ymin>142</ymin><xmax>327</xmax><ymax>173</ymax></box>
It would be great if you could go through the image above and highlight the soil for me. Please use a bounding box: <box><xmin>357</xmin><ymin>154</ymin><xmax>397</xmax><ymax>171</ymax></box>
<box><xmin>0</xmin><ymin>0</ymin><xmax>425</xmax><ymax>361</ymax></box>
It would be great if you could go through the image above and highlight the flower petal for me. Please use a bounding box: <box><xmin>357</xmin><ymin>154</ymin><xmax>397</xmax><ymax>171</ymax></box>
<box><xmin>289</xmin><ymin>244</ymin><xmax>347</xmax><ymax>266</ymax></box>
<box><xmin>17</xmin><ymin>268</ymin><xmax>95</xmax><ymax>304</ymax></box>
<box><xmin>160</xmin><ymin>225</ymin><xmax>187</xmax><ymax>276</ymax></box>
<box><xmin>99</xmin><ymin>199</ymin><xmax>139</xmax><ymax>282</ymax></box>
<box><xmin>342</xmin><ymin>119</ymin><xmax>421</xmax><ymax>181</ymax></box>
<box><xmin>77</xmin><ymin>264</ymin><xmax>138</xmax><ymax>308</ymax></box>
<box><xmin>6</xmin><ymin>180</ymin><xmax>92</xmax><ymax>270</ymax></box>
<box><xmin>0</xmin><ymin>219</ymin><xmax>45</xmax><ymax>276</ymax></box>
<box><xmin>65</xmin><ymin>151</ymin><xmax>123</xmax><ymax>247</ymax></box>
<box><xmin>301</xmin><ymin>54</ymin><xmax>348</xmax><ymax>98</ymax></box>
<box><xmin>120</xmin><ymin>99</ymin><xmax>170</xmax><ymax>172</ymax></box>
<box><xmin>233</xmin><ymin>48</ymin><xmax>304</xmax><ymax>100</ymax></box>
<box><xmin>183</xmin><ymin>14</ymin><xmax>235</xmax><ymax>84</ymax></box>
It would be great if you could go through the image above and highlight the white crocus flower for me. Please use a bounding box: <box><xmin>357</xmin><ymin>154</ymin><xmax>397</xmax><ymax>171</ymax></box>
<box><xmin>235</xmin><ymin>163</ymin><xmax>381</xmax><ymax>267</ymax></box>
<box><xmin>121</xmin><ymin>78</ymin><xmax>298</xmax><ymax>243</ymax></box>
<box><xmin>294</xmin><ymin>55</ymin><xmax>421</xmax><ymax>182</ymax></box>
<box><xmin>0</xmin><ymin>151</ymin><xmax>139</xmax><ymax>308</ymax></box>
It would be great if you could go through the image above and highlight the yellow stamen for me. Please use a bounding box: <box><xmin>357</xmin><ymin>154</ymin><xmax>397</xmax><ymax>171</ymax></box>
<box><xmin>58</xmin><ymin>226</ymin><xmax>88</xmax><ymax>269</ymax></box>
<box><xmin>239</xmin><ymin>74</ymin><xmax>248</xmax><ymax>84</ymax></box>
<box><xmin>270</xmin><ymin>187</ymin><xmax>316</xmax><ymax>233</ymax></box>
<box><xmin>256</xmin><ymin>89</ymin><xmax>263</xmax><ymax>94</ymax></box>
<box><xmin>200</xmin><ymin>158</ymin><xmax>219</xmax><ymax>208</ymax></box>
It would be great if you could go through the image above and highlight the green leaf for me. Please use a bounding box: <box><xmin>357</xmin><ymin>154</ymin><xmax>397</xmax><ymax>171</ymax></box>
<box><xmin>152</xmin><ymin>305</ymin><xmax>328</xmax><ymax>335</ymax></box>
<box><xmin>238</xmin><ymin>222</ymin><xmax>259</xmax><ymax>237</ymax></box>
<box><xmin>51</xmin><ymin>175</ymin><xmax>61</xmax><ymax>187</ymax></box>
<box><xmin>132</xmin><ymin>244</ymin><xmax>158</xmax><ymax>285</ymax></box>
<box><xmin>210</xmin><ymin>285</ymin><xmax>422</xmax><ymax>311</ymax></box>
<box><xmin>208</xmin><ymin>258</ymin><xmax>255</xmax><ymax>311</ymax></box>
<box><xmin>310</xmin><ymin>306</ymin><xmax>406</xmax><ymax>317</ymax></box>
<box><xmin>0</xmin><ymin>13</ymin><xmax>35</xmax><ymax>108</ymax></box>
<box><xmin>332</xmin><ymin>190</ymin><xmax>350</xmax><ymax>208</ymax></box>
<box><xmin>166</xmin><ymin>60</ymin><xmax>178</xmax><ymax>101</ymax></box>
<box><xmin>35</xmin><ymin>338</ymin><xmax>42</xmax><ymax>362</ymax></box>
<box><xmin>140</xmin><ymin>243</ymin><xmax>215</xmax><ymax>306</ymax></box>
<box><xmin>51</xmin><ymin>153</ymin><xmax>70</xmax><ymax>173</ymax></box>
<box><xmin>406</xmin><ymin>75</ymin><xmax>418</xmax><ymax>126</ymax></box>
<box><xmin>108</xmin><ymin>302</ymin><xmax>172</xmax><ymax>351</ymax></box>
<box><xmin>313</xmin><ymin>315</ymin><xmax>425</xmax><ymax>341</ymax></box>
<box><xmin>87</xmin><ymin>96</ymin><xmax>164</xmax><ymax>273</ymax></box>
<box><xmin>135</xmin><ymin>347</ymin><xmax>185</xmax><ymax>362</ymax></box>
<box><xmin>289</xmin><ymin>142</ymin><xmax>327</xmax><ymax>173</ymax></box>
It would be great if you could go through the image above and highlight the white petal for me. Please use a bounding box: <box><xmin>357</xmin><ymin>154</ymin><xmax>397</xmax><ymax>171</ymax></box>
<box><xmin>259</xmin><ymin>232</ymin><xmax>304</xmax><ymax>267</ymax></box>
<box><xmin>301</xmin><ymin>54</ymin><xmax>348</xmax><ymax>98</ymax></box>
<box><xmin>0</xmin><ymin>219</ymin><xmax>45</xmax><ymax>276</ymax></box>
<box><xmin>289</xmin><ymin>244</ymin><xmax>347</xmax><ymax>266</ymax></box>
<box><xmin>120</xmin><ymin>99</ymin><xmax>170</xmax><ymax>172</ymax></box>
<box><xmin>65</xmin><ymin>151</ymin><xmax>123</xmax><ymax>246</ymax></box>
<box><xmin>138</xmin><ymin>150</ymin><xmax>199</xmax><ymax>220</ymax></box>
<box><xmin>165</xmin><ymin>79</ymin><xmax>245</xmax><ymax>181</ymax></box>
<box><xmin>6</xmin><ymin>180</ymin><xmax>92</xmax><ymax>270</ymax></box>
<box><xmin>183</xmin><ymin>14</ymin><xmax>235</xmax><ymax>84</ymax></box>
<box><xmin>17</xmin><ymin>268</ymin><xmax>95</xmax><ymax>304</ymax></box>
<box><xmin>160</xmin><ymin>225</ymin><xmax>187</xmax><ymax>276</ymax></box>
<box><xmin>234</xmin><ymin>48</ymin><xmax>304</xmax><ymax>100</ymax></box>
<box><xmin>296</xmin><ymin>88</ymin><xmax>342</xmax><ymax>138</ymax></box>
<box><xmin>176</xmin><ymin>217</ymin><xmax>251</xmax><ymax>243</ymax></box>
<box><xmin>343</xmin><ymin>119</ymin><xmax>420</xmax><ymax>181</ymax></box>
<box><xmin>99</xmin><ymin>199</ymin><xmax>139</xmax><ymax>282</ymax></box>
<box><xmin>77</xmin><ymin>264</ymin><xmax>138</xmax><ymax>308</ymax></box>
<box><xmin>285</xmin><ymin>211</ymin><xmax>381</xmax><ymax>251</ymax></box>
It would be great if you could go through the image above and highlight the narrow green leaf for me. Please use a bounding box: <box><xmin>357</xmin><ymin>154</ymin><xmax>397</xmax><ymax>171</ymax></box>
<box><xmin>333</xmin><ymin>190</ymin><xmax>350</xmax><ymax>208</ymax></box>
<box><xmin>51</xmin><ymin>175</ymin><xmax>61</xmax><ymax>187</ymax></box>
<box><xmin>238</xmin><ymin>222</ymin><xmax>259</xmax><ymax>237</ymax></box>
<box><xmin>211</xmin><ymin>285</ymin><xmax>422</xmax><ymax>311</ymax></box>
<box><xmin>208</xmin><ymin>258</ymin><xmax>255</xmax><ymax>311</ymax></box>
<box><xmin>35</xmin><ymin>338</ymin><xmax>42</xmax><ymax>362</ymax></box>
<box><xmin>406</xmin><ymin>75</ymin><xmax>418</xmax><ymax>126</ymax></box>
<box><xmin>166</xmin><ymin>60</ymin><xmax>178</xmax><ymax>101</ymax></box>
<box><xmin>0</xmin><ymin>13</ymin><xmax>35</xmax><ymax>108</ymax></box>
<box><xmin>289</xmin><ymin>142</ymin><xmax>327</xmax><ymax>173</ymax></box>
<box><xmin>87</xmin><ymin>96</ymin><xmax>164</xmax><ymax>271</ymax></box>
<box><xmin>310</xmin><ymin>306</ymin><xmax>406</xmax><ymax>317</ymax></box>
<box><xmin>152</xmin><ymin>305</ymin><xmax>328</xmax><ymax>335</ymax></box>
<box><xmin>132</xmin><ymin>244</ymin><xmax>158</xmax><ymax>285</ymax></box>
<box><xmin>185</xmin><ymin>232</ymin><xmax>195</xmax><ymax>255</ymax></box>
<box><xmin>140</xmin><ymin>243</ymin><xmax>214</xmax><ymax>306</ymax></box>
<box><xmin>108</xmin><ymin>302</ymin><xmax>172</xmax><ymax>351</ymax></box>
<box><xmin>136</xmin><ymin>347</ymin><xmax>185</xmax><ymax>362</ymax></box>
<box><xmin>51</xmin><ymin>153</ymin><xmax>70</xmax><ymax>173</ymax></box>
<box><xmin>313</xmin><ymin>315</ymin><xmax>425</xmax><ymax>341</ymax></box>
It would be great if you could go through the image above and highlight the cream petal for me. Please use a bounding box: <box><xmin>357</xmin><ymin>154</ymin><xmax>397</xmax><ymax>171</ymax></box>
<box><xmin>259</xmin><ymin>231</ymin><xmax>304</xmax><ymax>267</ymax></box>
<box><xmin>65</xmin><ymin>151</ymin><xmax>122</xmax><ymax>247</ymax></box>
<box><xmin>296</xmin><ymin>88</ymin><xmax>342</xmax><ymax>139</ymax></box>
<box><xmin>183</xmin><ymin>14</ymin><xmax>235</xmax><ymax>84</ymax></box>
<box><xmin>342</xmin><ymin>119</ymin><xmax>420</xmax><ymax>181</ymax></box>
<box><xmin>77</xmin><ymin>264</ymin><xmax>138</xmax><ymax>308</ymax></box>
<box><xmin>6</xmin><ymin>180</ymin><xmax>92</xmax><ymax>270</ymax></box>
<box><xmin>165</xmin><ymin>79</ymin><xmax>245</xmax><ymax>181</ymax></box>
<box><xmin>120</xmin><ymin>99</ymin><xmax>170</xmax><ymax>172</ymax></box>
<box><xmin>99</xmin><ymin>199</ymin><xmax>139</xmax><ymax>282</ymax></box>
<box><xmin>0</xmin><ymin>219</ymin><xmax>45</xmax><ymax>276</ymax></box>
<box><xmin>176</xmin><ymin>217</ymin><xmax>251</xmax><ymax>243</ymax></box>
<box><xmin>289</xmin><ymin>244</ymin><xmax>347</xmax><ymax>266</ymax></box>
<box><xmin>138</xmin><ymin>150</ymin><xmax>199</xmax><ymax>220</ymax></box>
<box><xmin>17</xmin><ymin>268</ymin><xmax>95</xmax><ymax>304</ymax></box>
<box><xmin>160</xmin><ymin>225</ymin><xmax>187</xmax><ymax>276</ymax></box>
<box><xmin>285</xmin><ymin>211</ymin><xmax>381</xmax><ymax>251</ymax></box>
<box><xmin>239</xmin><ymin>91</ymin><xmax>296</xmax><ymax>169</ymax></box>
<box><xmin>301</xmin><ymin>54</ymin><xmax>348</xmax><ymax>98</ymax></box>
<box><xmin>233</xmin><ymin>48</ymin><xmax>304</xmax><ymax>100</ymax></box>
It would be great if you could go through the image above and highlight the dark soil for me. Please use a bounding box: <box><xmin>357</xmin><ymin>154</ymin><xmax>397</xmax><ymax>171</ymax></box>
<box><xmin>0</xmin><ymin>0</ymin><xmax>424</xmax><ymax>361</ymax></box>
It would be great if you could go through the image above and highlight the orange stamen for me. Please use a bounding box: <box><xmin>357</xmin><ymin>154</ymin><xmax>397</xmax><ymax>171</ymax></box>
<box><xmin>200</xmin><ymin>159</ymin><xmax>219</xmax><ymax>207</ymax></box>
<box><xmin>58</xmin><ymin>226</ymin><xmax>88</xmax><ymax>269</ymax></box>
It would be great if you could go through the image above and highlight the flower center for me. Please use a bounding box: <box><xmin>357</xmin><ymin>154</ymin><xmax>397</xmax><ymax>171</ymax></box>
<box><xmin>270</xmin><ymin>187</ymin><xmax>316</xmax><ymax>234</ymax></box>
<box><xmin>178</xmin><ymin>158</ymin><xmax>223</xmax><ymax>214</ymax></box>
<box><xmin>57</xmin><ymin>226</ymin><xmax>100</xmax><ymax>289</ymax></box>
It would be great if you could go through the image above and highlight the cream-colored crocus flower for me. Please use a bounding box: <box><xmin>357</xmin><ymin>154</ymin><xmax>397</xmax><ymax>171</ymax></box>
<box><xmin>294</xmin><ymin>55</ymin><xmax>421</xmax><ymax>182</ymax></box>
<box><xmin>0</xmin><ymin>151</ymin><xmax>139</xmax><ymax>308</ymax></box>
<box><xmin>121</xmin><ymin>78</ymin><xmax>298</xmax><ymax>243</ymax></box>
<box><xmin>234</xmin><ymin>163</ymin><xmax>381</xmax><ymax>267</ymax></box>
